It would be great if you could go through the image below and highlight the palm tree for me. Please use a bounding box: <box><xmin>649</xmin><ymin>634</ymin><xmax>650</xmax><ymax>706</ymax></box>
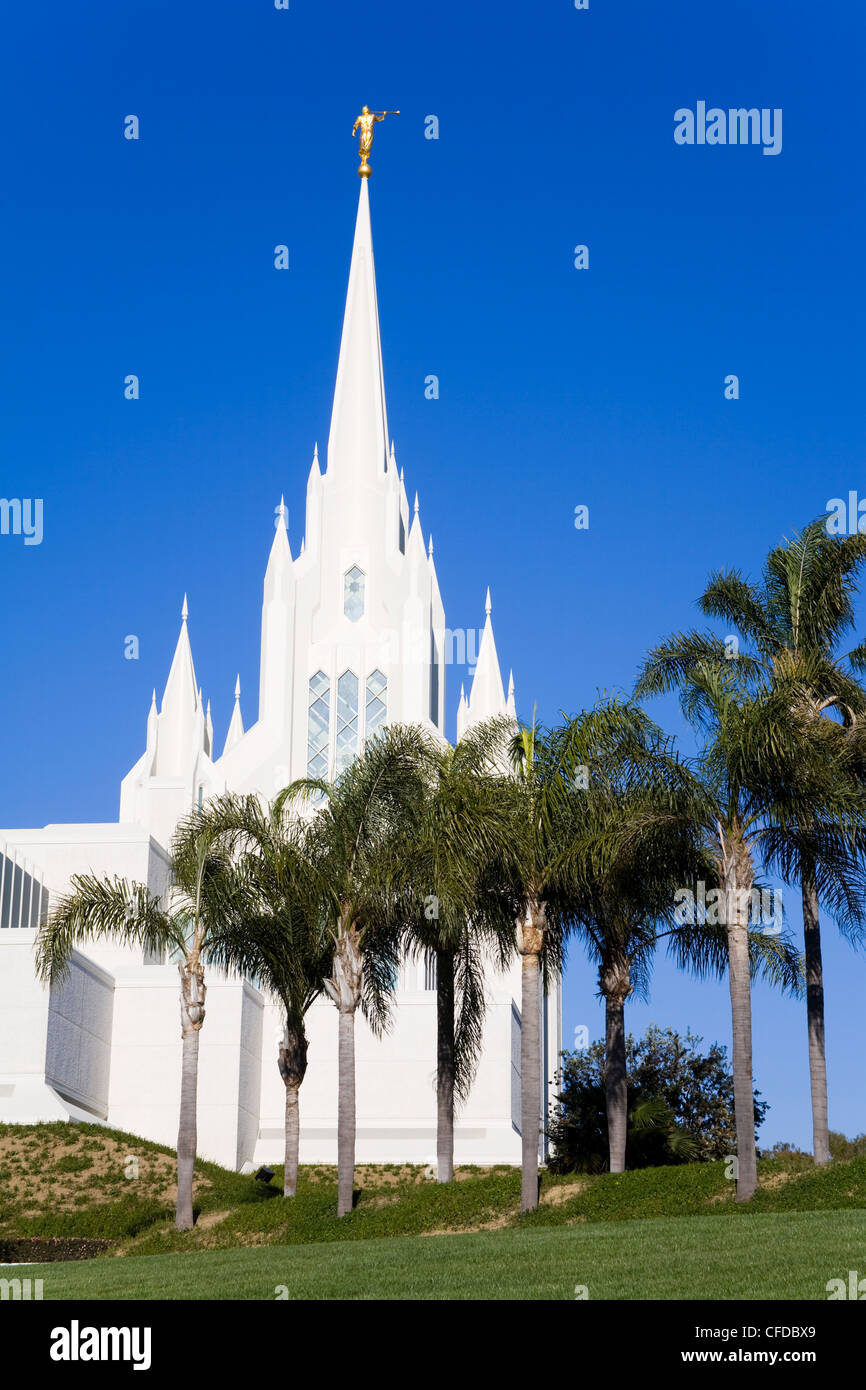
<box><xmin>398</xmin><ymin>717</ymin><xmax>517</xmax><ymax>1182</ymax></box>
<box><xmin>500</xmin><ymin>718</ymin><xmax>577</xmax><ymax>1212</ymax></box>
<box><xmin>549</xmin><ymin>700</ymin><xmax>708</xmax><ymax>1172</ymax></box>
<box><xmin>186</xmin><ymin>792</ymin><xmax>332</xmax><ymax>1197</ymax></box>
<box><xmin>286</xmin><ymin>725</ymin><xmax>429</xmax><ymax>1216</ymax></box>
<box><xmin>636</xmin><ymin>646</ymin><xmax>856</xmax><ymax>1197</ymax></box>
<box><xmin>35</xmin><ymin>817</ymin><xmax>238</xmax><ymax>1230</ymax></box>
<box><xmin>695</xmin><ymin>517</ymin><xmax>866</xmax><ymax>1163</ymax></box>
<box><xmin>552</xmin><ymin>698</ymin><xmax>801</xmax><ymax>1174</ymax></box>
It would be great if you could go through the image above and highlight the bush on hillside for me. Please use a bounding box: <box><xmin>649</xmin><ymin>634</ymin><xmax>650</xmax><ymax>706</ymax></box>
<box><xmin>547</xmin><ymin>1025</ymin><xmax>769</xmax><ymax>1173</ymax></box>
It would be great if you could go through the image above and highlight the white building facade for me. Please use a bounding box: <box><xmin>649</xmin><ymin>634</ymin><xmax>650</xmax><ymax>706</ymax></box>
<box><xmin>0</xmin><ymin>179</ymin><xmax>561</xmax><ymax>1170</ymax></box>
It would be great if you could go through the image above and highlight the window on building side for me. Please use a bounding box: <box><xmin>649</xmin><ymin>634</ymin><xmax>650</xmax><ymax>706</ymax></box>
<box><xmin>307</xmin><ymin>671</ymin><xmax>330</xmax><ymax>778</ymax></box>
<box><xmin>365</xmin><ymin>669</ymin><xmax>387</xmax><ymax>744</ymax></box>
<box><xmin>343</xmin><ymin>566</ymin><xmax>365</xmax><ymax>622</ymax></box>
<box><xmin>335</xmin><ymin>670</ymin><xmax>359</xmax><ymax>773</ymax></box>
<box><xmin>424</xmin><ymin>950</ymin><xmax>437</xmax><ymax>991</ymax></box>
<box><xmin>429</xmin><ymin>629</ymin><xmax>440</xmax><ymax>726</ymax></box>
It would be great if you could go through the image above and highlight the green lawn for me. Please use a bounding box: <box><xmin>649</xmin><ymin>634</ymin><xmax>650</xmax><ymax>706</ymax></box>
<box><xmin>15</xmin><ymin>1211</ymin><xmax>866</xmax><ymax>1300</ymax></box>
<box><xmin>3</xmin><ymin>1124</ymin><xmax>865</xmax><ymax>1299</ymax></box>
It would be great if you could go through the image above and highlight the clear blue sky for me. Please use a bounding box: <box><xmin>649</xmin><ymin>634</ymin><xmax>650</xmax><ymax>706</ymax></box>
<box><xmin>1</xmin><ymin>0</ymin><xmax>864</xmax><ymax>1147</ymax></box>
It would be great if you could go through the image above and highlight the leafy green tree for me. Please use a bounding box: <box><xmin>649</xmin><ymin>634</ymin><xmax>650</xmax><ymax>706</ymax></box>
<box><xmin>548</xmin><ymin>1026</ymin><xmax>769</xmax><ymax>1173</ymax></box>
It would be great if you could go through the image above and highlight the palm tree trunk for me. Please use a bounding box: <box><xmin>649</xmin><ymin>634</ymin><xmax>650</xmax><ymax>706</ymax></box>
<box><xmin>283</xmin><ymin>1083</ymin><xmax>300</xmax><ymax>1197</ymax></box>
<box><xmin>726</xmin><ymin>902</ymin><xmax>758</xmax><ymax>1201</ymax></box>
<box><xmin>801</xmin><ymin>858</ymin><xmax>830</xmax><ymax>1164</ymax></box>
<box><xmin>324</xmin><ymin>922</ymin><xmax>363</xmax><ymax>1219</ymax></box>
<box><xmin>278</xmin><ymin>1021</ymin><xmax>308</xmax><ymax>1198</ymax></box>
<box><xmin>176</xmin><ymin>960</ymin><xmax>206</xmax><ymax>1232</ymax></box>
<box><xmin>519</xmin><ymin>911</ymin><xmax>544</xmax><ymax>1213</ymax></box>
<box><xmin>337</xmin><ymin>1007</ymin><xmax>356</xmax><ymax>1217</ymax></box>
<box><xmin>176</xmin><ymin>1026</ymin><xmax>199</xmax><ymax>1230</ymax></box>
<box><xmin>604</xmin><ymin>991</ymin><xmax>628</xmax><ymax>1173</ymax></box>
<box><xmin>436</xmin><ymin>949</ymin><xmax>455</xmax><ymax>1183</ymax></box>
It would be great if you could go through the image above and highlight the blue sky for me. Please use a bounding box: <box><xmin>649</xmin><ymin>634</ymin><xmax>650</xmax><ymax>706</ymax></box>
<box><xmin>1</xmin><ymin>0</ymin><xmax>864</xmax><ymax>1146</ymax></box>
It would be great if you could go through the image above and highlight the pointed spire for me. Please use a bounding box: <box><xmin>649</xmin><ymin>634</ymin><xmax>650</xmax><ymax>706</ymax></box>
<box><xmin>428</xmin><ymin>534</ymin><xmax>434</xmax><ymax>558</ymax></box>
<box><xmin>223</xmin><ymin>674</ymin><xmax>245</xmax><ymax>755</ymax></box>
<box><xmin>161</xmin><ymin>604</ymin><xmax>198</xmax><ymax>715</ymax></box>
<box><xmin>464</xmin><ymin>588</ymin><xmax>507</xmax><ymax>731</ymax></box>
<box><xmin>414</xmin><ymin>491</ymin><xmax>419</xmax><ymax>515</ymax></box>
<box><xmin>326</xmin><ymin>179</ymin><xmax>389</xmax><ymax>481</ymax></box>
<box><xmin>205</xmin><ymin>698</ymin><xmax>214</xmax><ymax>756</ymax></box>
<box><xmin>456</xmin><ymin>682</ymin><xmax>470</xmax><ymax>740</ymax></box>
<box><xmin>506</xmin><ymin>670</ymin><xmax>517</xmax><ymax>718</ymax></box>
<box><xmin>264</xmin><ymin>491</ymin><xmax>293</xmax><ymax>600</ymax></box>
<box><xmin>154</xmin><ymin>599</ymin><xmax>203</xmax><ymax>774</ymax></box>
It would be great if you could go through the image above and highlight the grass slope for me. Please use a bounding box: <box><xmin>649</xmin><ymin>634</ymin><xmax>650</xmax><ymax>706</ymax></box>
<box><xmin>2</xmin><ymin>1123</ymin><xmax>865</xmax><ymax>1299</ymax></box>
<box><xmin>14</xmin><ymin>1212</ymin><xmax>866</xmax><ymax>1300</ymax></box>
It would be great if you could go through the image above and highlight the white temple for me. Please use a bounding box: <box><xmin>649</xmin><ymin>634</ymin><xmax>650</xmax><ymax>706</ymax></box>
<box><xmin>0</xmin><ymin>178</ymin><xmax>561</xmax><ymax>1169</ymax></box>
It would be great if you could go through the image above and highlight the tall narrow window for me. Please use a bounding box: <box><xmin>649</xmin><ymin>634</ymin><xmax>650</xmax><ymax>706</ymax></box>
<box><xmin>365</xmin><ymin>669</ymin><xmax>387</xmax><ymax>745</ymax></box>
<box><xmin>343</xmin><ymin>566</ymin><xmax>365</xmax><ymax>622</ymax></box>
<box><xmin>335</xmin><ymin>670</ymin><xmax>359</xmax><ymax>773</ymax></box>
<box><xmin>429</xmin><ymin>629</ymin><xmax>440</xmax><ymax>727</ymax></box>
<box><xmin>307</xmin><ymin>671</ymin><xmax>330</xmax><ymax>778</ymax></box>
<box><xmin>424</xmin><ymin>950</ymin><xmax>437</xmax><ymax>991</ymax></box>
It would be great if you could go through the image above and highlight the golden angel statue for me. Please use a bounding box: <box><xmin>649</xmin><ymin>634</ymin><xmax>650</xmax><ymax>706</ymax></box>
<box><xmin>352</xmin><ymin>106</ymin><xmax>400</xmax><ymax>177</ymax></box>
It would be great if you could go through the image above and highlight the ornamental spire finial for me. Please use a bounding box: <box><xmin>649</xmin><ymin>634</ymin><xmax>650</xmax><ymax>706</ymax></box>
<box><xmin>352</xmin><ymin>105</ymin><xmax>400</xmax><ymax>178</ymax></box>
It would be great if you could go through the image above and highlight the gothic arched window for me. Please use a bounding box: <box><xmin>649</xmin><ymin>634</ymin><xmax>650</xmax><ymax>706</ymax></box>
<box><xmin>335</xmin><ymin>669</ymin><xmax>359</xmax><ymax>773</ymax></box>
<box><xmin>307</xmin><ymin>671</ymin><xmax>330</xmax><ymax>778</ymax></box>
<box><xmin>343</xmin><ymin>566</ymin><xmax>365</xmax><ymax>622</ymax></box>
<box><xmin>365</xmin><ymin>669</ymin><xmax>387</xmax><ymax>743</ymax></box>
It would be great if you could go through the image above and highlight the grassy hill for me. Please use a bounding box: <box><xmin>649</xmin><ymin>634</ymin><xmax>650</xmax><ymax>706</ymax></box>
<box><xmin>2</xmin><ymin>1120</ymin><xmax>865</xmax><ymax>1260</ymax></box>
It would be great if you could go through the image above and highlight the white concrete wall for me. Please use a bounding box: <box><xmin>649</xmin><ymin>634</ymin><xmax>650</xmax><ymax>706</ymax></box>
<box><xmin>105</xmin><ymin>964</ymin><xmax>265</xmax><ymax>1170</ymax></box>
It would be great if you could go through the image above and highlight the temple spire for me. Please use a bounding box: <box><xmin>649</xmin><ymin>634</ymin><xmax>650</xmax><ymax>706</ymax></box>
<box><xmin>463</xmin><ymin>588</ymin><xmax>507</xmax><ymax>733</ymax></box>
<box><xmin>223</xmin><ymin>675</ymin><xmax>245</xmax><ymax>755</ymax></box>
<box><xmin>326</xmin><ymin>179</ymin><xmax>389</xmax><ymax>482</ymax></box>
<box><xmin>153</xmin><ymin>597</ymin><xmax>202</xmax><ymax>775</ymax></box>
